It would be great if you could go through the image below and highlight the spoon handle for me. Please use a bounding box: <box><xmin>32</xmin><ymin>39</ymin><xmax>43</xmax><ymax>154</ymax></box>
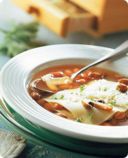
<box><xmin>71</xmin><ymin>40</ymin><xmax>128</xmax><ymax>80</ymax></box>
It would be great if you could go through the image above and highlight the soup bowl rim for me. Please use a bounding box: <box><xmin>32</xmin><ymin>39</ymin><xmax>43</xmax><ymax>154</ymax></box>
<box><xmin>0</xmin><ymin>44</ymin><xmax>128</xmax><ymax>143</ymax></box>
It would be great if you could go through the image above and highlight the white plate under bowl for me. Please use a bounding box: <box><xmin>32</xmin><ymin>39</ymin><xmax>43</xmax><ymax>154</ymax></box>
<box><xmin>0</xmin><ymin>44</ymin><xmax>128</xmax><ymax>144</ymax></box>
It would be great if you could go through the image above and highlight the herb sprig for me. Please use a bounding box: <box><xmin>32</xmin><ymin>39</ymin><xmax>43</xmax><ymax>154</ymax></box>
<box><xmin>0</xmin><ymin>22</ymin><xmax>45</xmax><ymax>57</ymax></box>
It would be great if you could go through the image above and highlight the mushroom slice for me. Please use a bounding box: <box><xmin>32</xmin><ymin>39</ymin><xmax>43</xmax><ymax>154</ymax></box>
<box><xmin>82</xmin><ymin>99</ymin><xmax>115</xmax><ymax>124</ymax></box>
<box><xmin>82</xmin><ymin>99</ymin><xmax>113</xmax><ymax>112</ymax></box>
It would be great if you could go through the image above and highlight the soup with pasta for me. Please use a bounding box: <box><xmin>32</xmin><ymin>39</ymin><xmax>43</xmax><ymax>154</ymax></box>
<box><xmin>28</xmin><ymin>65</ymin><xmax>128</xmax><ymax>126</ymax></box>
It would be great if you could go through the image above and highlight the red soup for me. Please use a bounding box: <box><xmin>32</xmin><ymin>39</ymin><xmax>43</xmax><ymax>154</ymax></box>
<box><xmin>28</xmin><ymin>65</ymin><xmax>128</xmax><ymax>126</ymax></box>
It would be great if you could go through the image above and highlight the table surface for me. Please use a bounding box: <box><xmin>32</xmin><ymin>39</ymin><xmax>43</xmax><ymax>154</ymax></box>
<box><xmin>0</xmin><ymin>0</ymin><xmax>128</xmax><ymax>158</ymax></box>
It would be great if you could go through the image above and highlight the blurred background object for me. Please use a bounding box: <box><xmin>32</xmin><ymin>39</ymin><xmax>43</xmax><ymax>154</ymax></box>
<box><xmin>12</xmin><ymin>0</ymin><xmax>128</xmax><ymax>37</ymax></box>
<box><xmin>0</xmin><ymin>22</ymin><xmax>45</xmax><ymax>57</ymax></box>
<box><xmin>0</xmin><ymin>0</ymin><xmax>127</xmax><ymax>59</ymax></box>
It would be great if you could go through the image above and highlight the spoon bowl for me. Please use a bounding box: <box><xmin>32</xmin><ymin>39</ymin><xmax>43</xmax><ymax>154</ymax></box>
<box><xmin>31</xmin><ymin>78</ymin><xmax>54</xmax><ymax>95</ymax></box>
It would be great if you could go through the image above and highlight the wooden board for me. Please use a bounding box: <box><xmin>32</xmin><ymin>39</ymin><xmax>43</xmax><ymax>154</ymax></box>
<box><xmin>12</xmin><ymin>0</ymin><xmax>128</xmax><ymax>36</ymax></box>
<box><xmin>98</xmin><ymin>0</ymin><xmax>128</xmax><ymax>34</ymax></box>
<box><xmin>70</xmin><ymin>0</ymin><xmax>128</xmax><ymax>35</ymax></box>
<box><xmin>70</xmin><ymin>0</ymin><xmax>105</xmax><ymax>16</ymax></box>
<box><xmin>12</xmin><ymin>0</ymin><xmax>95</xmax><ymax>36</ymax></box>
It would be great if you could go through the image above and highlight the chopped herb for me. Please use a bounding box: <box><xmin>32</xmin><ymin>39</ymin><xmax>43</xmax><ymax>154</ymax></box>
<box><xmin>99</xmin><ymin>87</ymin><xmax>108</xmax><ymax>91</ymax></box>
<box><xmin>103</xmin><ymin>87</ymin><xmax>108</xmax><ymax>91</ymax></box>
<box><xmin>50</xmin><ymin>94</ymin><xmax>64</xmax><ymax>100</ymax></box>
<box><xmin>60</xmin><ymin>95</ymin><xmax>64</xmax><ymax>99</ymax></box>
<box><xmin>51</xmin><ymin>95</ymin><xmax>58</xmax><ymax>100</ymax></box>
<box><xmin>90</xmin><ymin>97</ymin><xmax>94</xmax><ymax>101</ymax></box>
<box><xmin>80</xmin><ymin>85</ymin><xmax>84</xmax><ymax>92</ymax></box>
<box><xmin>76</xmin><ymin>118</ymin><xmax>83</xmax><ymax>123</ymax></box>
<box><xmin>108</xmin><ymin>100</ymin><xmax>116</xmax><ymax>106</ymax></box>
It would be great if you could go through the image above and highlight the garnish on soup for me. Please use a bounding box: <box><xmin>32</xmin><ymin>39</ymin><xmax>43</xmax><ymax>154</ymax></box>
<box><xmin>28</xmin><ymin>65</ymin><xmax>128</xmax><ymax>126</ymax></box>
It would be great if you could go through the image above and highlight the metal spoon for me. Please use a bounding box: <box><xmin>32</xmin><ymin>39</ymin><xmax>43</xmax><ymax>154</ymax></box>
<box><xmin>31</xmin><ymin>78</ymin><xmax>55</xmax><ymax>95</ymax></box>
<box><xmin>31</xmin><ymin>40</ymin><xmax>128</xmax><ymax>95</ymax></box>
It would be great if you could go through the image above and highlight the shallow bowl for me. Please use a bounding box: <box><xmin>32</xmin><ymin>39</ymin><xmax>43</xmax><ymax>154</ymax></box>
<box><xmin>0</xmin><ymin>44</ymin><xmax>128</xmax><ymax>156</ymax></box>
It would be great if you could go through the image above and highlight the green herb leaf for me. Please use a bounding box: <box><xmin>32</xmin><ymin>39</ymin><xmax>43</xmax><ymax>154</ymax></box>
<box><xmin>80</xmin><ymin>85</ymin><xmax>84</xmax><ymax>92</ymax></box>
<box><xmin>103</xmin><ymin>87</ymin><xmax>108</xmax><ymax>91</ymax></box>
<box><xmin>51</xmin><ymin>96</ymin><xmax>58</xmax><ymax>100</ymax></box>
<box><xmin>0</xmin><ymin>22</ymin><xmax>45</xmax><ymax>57</ymax></box>
<box><xmin>76</xmin><ymin>118</ymin><xmax>83</xmax><ymax>123</ymax></box>
<box><xmin>60</xmin><ymin>95</ymin><xmax>64</xmax><ymax>99</ymax></box>
<box><xmin>108</xmin><ymin>100</ymin><xmax>116</xmax><ymax>106</ymax></box>
<box><xmin>50</xmin><ymin>94</ymin><xmax>64</xmax><ymax>100</ymax></box>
